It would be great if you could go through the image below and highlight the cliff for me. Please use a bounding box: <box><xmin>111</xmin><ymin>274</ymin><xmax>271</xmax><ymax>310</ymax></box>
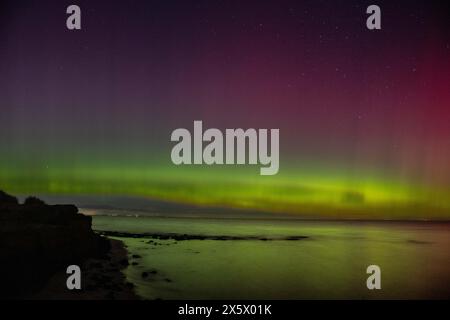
<box><xmin>0</xmin><ymin>191</ymin><xmax>110</xmax><ymax>298</ymax></box>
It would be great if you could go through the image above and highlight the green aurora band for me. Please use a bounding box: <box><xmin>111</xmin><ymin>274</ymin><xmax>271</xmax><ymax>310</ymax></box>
<box><xmin>1</xmin><ymin>157</ymin><xmax>449</xmax><ymax>220</ymax></box>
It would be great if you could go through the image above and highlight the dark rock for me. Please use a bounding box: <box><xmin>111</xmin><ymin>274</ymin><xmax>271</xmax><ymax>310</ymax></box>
<box><xmin>24</xmin><ymin>196</ymin><xmax>46</xmax><ymax>206</ymax></box>
<box><xmin>285</xmin><ymin>236</ymin><xmax>308</xmax><ymax>240</ymax></box>
<box><xmin>142</xmin><ymin>270</ymin><xmax>157</xmax><ymax>279</ymax></box>
<box><xmin>0</xmin><ymin>191</ymin><xmax>110</xmax><ymax>299</ymax></box>
<box><xmin>0</xmin><ymin>190</ymin><xmax>18</xmax><ymax>206</ymax></box>
<box><xmin>90</xmin><ymin>262</ymin><xmax>103</xmax><ymax>269</ymax></box>
<box><xmin>104</xmin><ymin>292</ymin><xmax>115</xmax><ymax>300</ymax></box>
<box><xmin>119</xmin><ymin>259</ymin><xmax>129</xmax><ymax>266</ymax></box>
<box><xmin>97</xmin><ymin>230</ymin><xmax>309</xmax><ymax>242</ymax></box>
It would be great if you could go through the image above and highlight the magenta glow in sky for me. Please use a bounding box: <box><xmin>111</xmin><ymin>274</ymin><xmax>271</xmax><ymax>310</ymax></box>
<box><xmin>0</xmin><ymin>0</ymin><xmax>449</xmax><ymax>218</ymax></box>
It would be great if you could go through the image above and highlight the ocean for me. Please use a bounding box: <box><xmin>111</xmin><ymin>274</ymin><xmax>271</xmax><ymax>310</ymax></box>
<box><xmin>92</xmin><ymin>215</ymin><xmax>450</xmax><ymax>299</ymax></box>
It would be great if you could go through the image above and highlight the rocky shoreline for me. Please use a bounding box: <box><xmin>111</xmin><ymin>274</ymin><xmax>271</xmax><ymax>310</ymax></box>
<box><xmin>0</xmin><ymin>190</ymin><xmax>138</xmax><ymax>300</ymax></box>
<box><xmin>97</xmin><ymin>230</ymin><xmax>309</xmax><ymax>241</ymax></box>
<box><xmin>31</xmin><ymin>238</ymin><xmax>138</xmax><ymax>300</ymax></box>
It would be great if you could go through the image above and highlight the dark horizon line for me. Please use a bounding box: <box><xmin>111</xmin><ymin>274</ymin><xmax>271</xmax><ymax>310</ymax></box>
<box><xmin>92</xmin><ymin>213</ymin><xmax>450</xmax><ymax>223</ymax></box>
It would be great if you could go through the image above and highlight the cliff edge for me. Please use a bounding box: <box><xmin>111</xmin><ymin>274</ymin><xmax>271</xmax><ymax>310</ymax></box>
<box><xmin>0</xmin><ymin>191</ymin><xmax>110</xmax><ymax>298</ymax></box>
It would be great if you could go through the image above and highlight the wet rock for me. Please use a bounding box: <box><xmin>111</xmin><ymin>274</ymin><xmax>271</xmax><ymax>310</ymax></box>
<box><xmin>97</xmin><ymin>230</ymin><xmax>309</xmax><ymax>242</ymax></box>
<box><xmin>119</xmin><ymin>259</ymin><xmax>129</xmax><ymax>267</ymax></box>
<box><xmin>285</xmin><ymin>236</ymin><xmax>308</xmax><ymax>240</ymax></box>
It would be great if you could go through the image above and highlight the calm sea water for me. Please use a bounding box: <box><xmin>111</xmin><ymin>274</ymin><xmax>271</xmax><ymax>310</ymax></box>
<box><xmin>92</xmin><ymin>215</ymin><xmax>450</xmax><ymax>299</ymax></box>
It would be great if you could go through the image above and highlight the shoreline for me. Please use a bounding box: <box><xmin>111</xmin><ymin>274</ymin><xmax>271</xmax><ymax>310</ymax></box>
<box><xmin>31</xmin><ymin>239</ymin><xmax>139</xmax><ymax>300</ymax></box>
<box><xmin>97</xmin><ymin>230</ymin><xmax>309</xmax><ymax>241</ymax></box>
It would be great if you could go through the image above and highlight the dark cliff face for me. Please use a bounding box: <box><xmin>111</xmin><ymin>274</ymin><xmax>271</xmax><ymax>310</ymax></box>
<box><xmin>0</xmin><ymin>191</ymin><xmax>110</xmax><ymax>299</ymax></box>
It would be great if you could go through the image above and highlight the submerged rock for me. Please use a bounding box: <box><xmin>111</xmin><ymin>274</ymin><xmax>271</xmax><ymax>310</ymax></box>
<box><xmin>97</xmin><ymin>230</ymin><xmax>309</xmax><ymax>242</ymax></box>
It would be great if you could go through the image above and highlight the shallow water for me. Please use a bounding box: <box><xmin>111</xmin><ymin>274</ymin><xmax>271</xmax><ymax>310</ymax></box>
<box><xmin>93</xmin><ymin>216</ymin><xmax>450</xmax><ymax>299</ymax></box>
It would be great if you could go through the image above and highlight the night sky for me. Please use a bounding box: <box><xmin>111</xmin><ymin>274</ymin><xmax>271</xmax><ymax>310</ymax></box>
<box><xmin>1</xmin><ymin>0</ymin><xmax>449</xmax><ymax>219</ymax></box>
